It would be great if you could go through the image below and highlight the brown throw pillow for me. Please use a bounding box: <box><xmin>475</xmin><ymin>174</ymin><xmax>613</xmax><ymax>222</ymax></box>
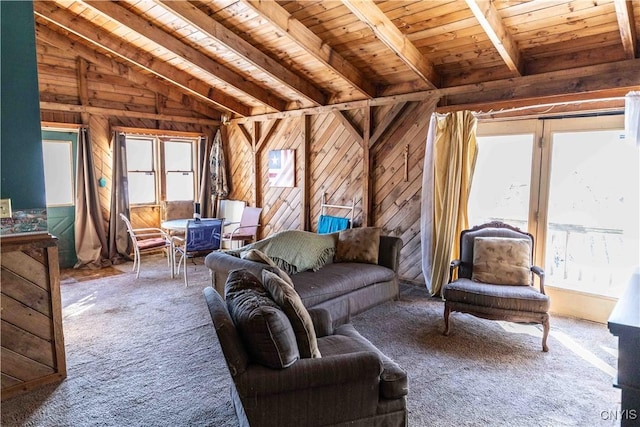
<box><xmin>472</xmin><ymin>237</ymin><xmax>532</xmax><ymax>286</ymax></box>
<box><xmin>241</xmin><ymin>248</ymin><xmax>295</xmax><ymax>287</ymax></box>
<box><xmin>334</xmin><ymin>227</ymin><xmax>381</xmax><ymax>264</ymax></box>
<box><xmin>262</xmin><ymin>269</ymin><xmax>321</xmax><ymax>359</ymax></box>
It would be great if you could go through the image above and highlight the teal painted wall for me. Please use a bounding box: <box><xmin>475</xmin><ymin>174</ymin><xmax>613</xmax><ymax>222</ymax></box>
<box><xmin>0</xmin><ymin>1</ymin><xmax>46</xmax><ymax>210</ymax></box>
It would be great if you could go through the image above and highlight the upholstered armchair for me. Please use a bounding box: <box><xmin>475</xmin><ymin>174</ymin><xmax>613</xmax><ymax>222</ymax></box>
<box><xmin>442</xmin><ymin>221</ymin><xmax>551</xmax><ymax>351</ymax></box>
<box><xmin>203</xmin><ymin>269</ymin><xmax>408</xmax><ymax>427</ymax></box>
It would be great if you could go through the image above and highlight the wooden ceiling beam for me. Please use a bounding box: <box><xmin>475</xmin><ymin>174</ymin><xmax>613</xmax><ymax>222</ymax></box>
<box><xmin>370</xmin><ymin>102</ymin><xmax>407</xmax><ymax>149</ymax></box>
<box><xmin>233</xmin><ymin>58</ymin><xmax>640</xmax><ymax>124</ymax></box>
<box><xmin>35</xmin><ymin>23</ymin><xmax>220</xmax><ymax>120</ymax></box>
<box><xmin>83</xmin><ymin>1</ymin><xmax>285</xmax><ymax>112</ymax></box>
<box><xmin>465</xmin><ymin>0</ymin><xmax>523</xmax><ymax>76</ymax></box>
<box><xmin>33</xmin><ymin>3</ymin><xmax>251</xmax><ymax>117</ymax></box>
<box><xmin>40</xmin><ymin>102</ymin><xmax>220</xmax><ymax>126</ymax></box>
<box><xmin>332</xmin><ymin>111</ymin><xmax>363</xmax><ymax>147</ymax></box>
<box><xmin>441</xmin><ymin>59</ymin><xmax>640</xmax><ymax>107</ymax></box>
<box><xmin>341</xmin><ymin>0</ymin><xmax>439</xmax><ymax>89</ymax></box>
<box><xmin>613</xmin><ymin>0</ymin><xmax>638</xmax><ymax>59</ymax></box>
<box><xmin>243</xmin><ymin>0</ymin><xmax>376</xmax><ymax>99</ymax></box>
<box><xmin>157</xmin><ymin>0</ymin><xmax>326</xmax><ymax>107</ymax></box>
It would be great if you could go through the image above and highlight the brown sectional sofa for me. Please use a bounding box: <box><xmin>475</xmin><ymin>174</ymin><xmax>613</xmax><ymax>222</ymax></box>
<box><xmin>204</xmin><ymin>231</ymin><xmax>403</xmax><ymax>326</ymax></box>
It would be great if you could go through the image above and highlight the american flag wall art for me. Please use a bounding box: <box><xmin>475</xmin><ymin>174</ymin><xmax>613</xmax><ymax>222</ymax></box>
<box><xmin>268</xmin><ymin>149</ymin><xmax>295</xmax><ymax>187</ymax></box>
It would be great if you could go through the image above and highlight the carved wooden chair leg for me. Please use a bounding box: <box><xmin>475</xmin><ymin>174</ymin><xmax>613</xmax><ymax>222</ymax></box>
<box><xmin>443</xmin><ymin>305</ymin><xmax>451</xmax><ymax>336</ymax></box>
<box><xmin>541</xmin><ymin>316</ymin><xmax>550</xmax><ymax>352</ymax></box>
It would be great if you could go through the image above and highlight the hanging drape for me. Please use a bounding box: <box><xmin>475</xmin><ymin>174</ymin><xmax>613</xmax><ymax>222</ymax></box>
<box><xmin>625</xmin><ymin>91</ymin><xmax>640</xmax><ymax>146</ymax></box>
<box><xmin>422</xmin><ymin>111</ymin><xmax>477</xmax><ymax>296</ymax></box>
<box><xmin>74</xmin><ymin>128</ymin><xmax>110</xmax><ymax>269</ymax></box>
<box><xmin>420</xmin><ymin>114</ymin><xmax>438</xmax><ymax>293</ymax></box>
<box><xmin>196</xmin><ymin>135</ymin><xmax>212</xmax><ymax>218</ymax></box>
<box><xmin>208</xmin><ymin>128</ymin><xmax>229</xmax><ymax>218</ymax></box>
<box><xmin>108</xmin><ymin>132</ymin><xmax>131</xmax><ymax>262</ymax></box>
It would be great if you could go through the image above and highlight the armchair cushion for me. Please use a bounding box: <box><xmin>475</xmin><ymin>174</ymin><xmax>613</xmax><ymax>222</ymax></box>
<box><xmin>472</xmin><ymin>237</ymin><xmax>532</xmax><ymax>285</ymax></box>
<box><xmin>262</xmin><ymin>270</ymin><xmax>321</xmax><ymax>359</ymax></box>
<box><xmin>445</xmin><ymin>278</ymin><xmax>550</xmax><ymax>313</ymax></box>
<box><xmin>334</xmin><ymin>227</ymin><xmax>381</xmax><ymax>264</ymax></box>
<box><xmin>225</xmin><ymin>269</ymin><xmax>299</xmax><ymax>369</ymax></box>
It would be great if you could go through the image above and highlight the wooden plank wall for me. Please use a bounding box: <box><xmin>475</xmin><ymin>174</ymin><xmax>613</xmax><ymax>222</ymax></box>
<box><xmin>224</xmin><ymin>101</ymin><xmax>433</xmax><ymax>284</ymax></box>
<box><xmin>37</xmin><ymin>40</ymin><xmax>216</xmax><ymax>232</ymax></box>
<box><xmin>36</xmin><ymin>33</ymin><xmax>434</xmax><ymax>285</ymax></box>
<box><xmin>1</xmin><ymin>236</ymin><xmax>66</xmax><ymax>400</ymax></box>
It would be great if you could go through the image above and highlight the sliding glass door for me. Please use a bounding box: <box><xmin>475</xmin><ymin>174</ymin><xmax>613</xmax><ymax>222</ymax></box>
<box><xmin>470</xmin><ymin>115</ymin><xmax>637</xmax><ymax>318</ymax></box>
<box><xmin>541</xmin><ymin>118</ymin><xmax>638</xmax><ymax>299</ymax></box>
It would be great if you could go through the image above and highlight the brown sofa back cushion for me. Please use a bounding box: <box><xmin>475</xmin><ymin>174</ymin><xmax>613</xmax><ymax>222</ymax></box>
<box><xmin>225</xmin><ymin>269</ymin><xmax>300</xmax><ymax>369</ymax></box>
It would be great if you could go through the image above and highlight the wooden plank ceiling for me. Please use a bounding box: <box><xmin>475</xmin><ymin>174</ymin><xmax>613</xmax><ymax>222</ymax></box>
<box><xmin>35</xmin><ymin>0</ymin><xmax>640</xmax><ymax>123</ymax></box>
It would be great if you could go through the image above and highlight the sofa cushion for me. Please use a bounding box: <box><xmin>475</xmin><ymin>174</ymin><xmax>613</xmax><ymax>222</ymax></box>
<box><xmin>444</xmin><ymin>278</ymin><xmax>550</xmax><ymax>313</ymax></box>
<box><xmin>225</xmin><ymin>269</ymin><xmax>299</xmax><ymax>369</ymax></box>
<box><xmin>292</xmin><ymin>262</ymin><xmax>395</xmax><ymax>307</ymax></box>
<box><xmin>241</xmin><ymin>248</ymin><xmax>294</xmax><ymax>287</ymax></box>
<box><xmin>335</xmin><ymin>227</ymin><xmax>381</xmax><ymax>264</ymax></box>
<box><xmin>262</xmin><ymin>269</ymin><xmax>321</xmax><ymax>359</ymax></box>
<box><xmin>472</xmin><ymin>237</ymin><xmax>532</xmax><ymax>285</ymax></box>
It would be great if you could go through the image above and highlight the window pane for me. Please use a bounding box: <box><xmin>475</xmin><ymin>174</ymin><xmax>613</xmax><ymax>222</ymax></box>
<box><xmin>468</xmin><ymin>134</ymin><xmax>533</xmax><ymax>230</ymax></box>
<box><xmin>164</xmin><ymin>141</ymin><xmax>192</xmax><ymax>171</ymax></box>
<box><xmin>128</xmin><ymin>172</ymin><xmax>155</xmax><ymax>204</ymax></box>
<box><xmin>166</xmin><ymin>172</ymin><xmax>194</xmax><ymax>201</ymax></box>
<box><xmin>43</xmin><ymin>141</ymin><xmax>74</xmax><ymax>206</ymax></box>
<box><xmin>546</xmin><ymin>129</ymin><xmax>639</xmax><ymax>297</ymax></box>
<box><xmin>126</xmin><ymin>139</ymin><xmax>153</xmax><ymax>171</ymax></box>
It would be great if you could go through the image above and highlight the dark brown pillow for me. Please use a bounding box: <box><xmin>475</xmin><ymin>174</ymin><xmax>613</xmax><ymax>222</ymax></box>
<box><xmin>262</xmin><ymin>269</ymin><xmax>321</xmax><ymax>359</ymax></box>
<box><xmin>225</xmin><ymin>269</ymin><xmax>299</xmax><ymax>369</ymax></box>
<box><xmin>334</xmin><ymin>227</ymin><xmax>381</xmax><ymax>264</ymax></box>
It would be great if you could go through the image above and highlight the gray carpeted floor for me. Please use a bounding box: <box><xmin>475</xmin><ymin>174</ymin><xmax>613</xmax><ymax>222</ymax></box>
<box><xmin>1</xmin><ymin>254</ymin><xmax>622</xmax><ymax>426</ymax></box>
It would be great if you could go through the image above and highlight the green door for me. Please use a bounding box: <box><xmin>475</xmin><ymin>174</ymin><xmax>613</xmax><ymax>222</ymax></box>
<box><xmin>42</xmin><ymin>130</ymin><xmax>78</xmax><ymax>269</ymax></box>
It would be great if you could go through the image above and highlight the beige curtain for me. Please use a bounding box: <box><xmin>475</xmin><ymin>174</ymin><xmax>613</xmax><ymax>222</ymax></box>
<box><xmin>429</xmin><ymin>111</ymin><xmax>477</xmax><ymax>296</ymax></box>
<box><xmin>197</xmin><ymin>135</ymin><xmax>212</xmax><ymax>217</ymax></box>
<box><xmin>108</xmin><ymin>132</ymin><xmax>132</xmax><ymax>262</ymax></box>
<box><xmin>74</xmin><ymin>128</ymin><xmax>110</xmax><ymax>269</ymax></box>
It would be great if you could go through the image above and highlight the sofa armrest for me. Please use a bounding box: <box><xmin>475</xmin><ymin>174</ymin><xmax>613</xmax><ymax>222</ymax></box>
<box><xmin>378</xmin><ymin>236</ymin><xmax>403</xmax><ymax>272</ymax></box>
<box><xmin>235</xmin><ymin>351</ymin><xmax>382</xmax><ymax>396</ymax></box>
<box><xmin>205</xmin><ymin>251</ymin><xmax>269</xmax><ymax>295</ymax></box>
<box><xmin>307</xmin><ymin>307</ymin><xmax>333</xmax><ymax>337</ymax></box>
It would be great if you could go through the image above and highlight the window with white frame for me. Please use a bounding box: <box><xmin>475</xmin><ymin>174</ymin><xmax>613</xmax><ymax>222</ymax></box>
<box><xmin>125</xmin><ymin>135</ymin><xmax>198</xmax><ymax>205</ymax></box>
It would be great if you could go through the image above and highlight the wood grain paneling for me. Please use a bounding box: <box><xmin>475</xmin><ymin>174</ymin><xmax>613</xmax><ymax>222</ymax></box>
<box><xmin>1</xmin><ymin>236</ymin><xmax>66</xmax><ymax>400</ymax></box>
<box><xmin>223</xmin><ymin>99</ymin><xmax>432</xmax><ymax>283</ymax></box>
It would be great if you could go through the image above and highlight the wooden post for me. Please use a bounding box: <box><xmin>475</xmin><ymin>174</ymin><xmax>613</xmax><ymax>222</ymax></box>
<box><xmin>301</xmin><ymin>115</ymin><xmax>311</xmax><ymax>231</ymax></box>
<box><xmin>362</xmin><ymin>106</ymin><xmax>372</xmax><ymax>227</ymax></box>
<box><xmin>252</xmin><ymin>122</ymin><xmax>260</xmax><ymax>208</ymax></box>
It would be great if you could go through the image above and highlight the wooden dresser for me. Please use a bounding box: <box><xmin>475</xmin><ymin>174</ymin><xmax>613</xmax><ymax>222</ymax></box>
<box><xmin>1</xmin><ymin>234</ymin><xmax>66</xmax><ymax>400</ymax></box>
